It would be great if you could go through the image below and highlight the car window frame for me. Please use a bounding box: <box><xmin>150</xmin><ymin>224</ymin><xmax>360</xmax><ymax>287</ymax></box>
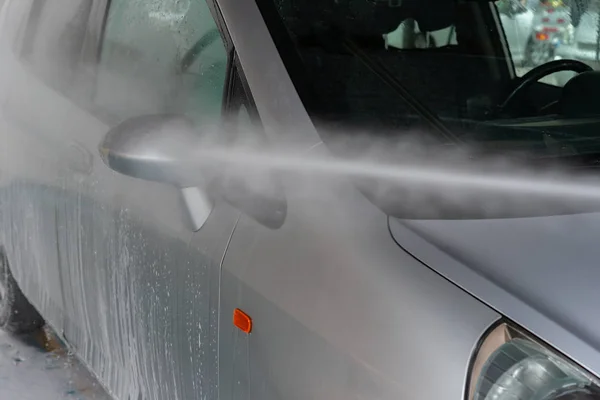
<box><xmin>491</xmin><ymin>1</ymin><xmax>518</xmax><ymax>78</ymax></box>
<box><xmin>14</xmin><ymin>0</ymin><xmax>261</xmax><ymax>128</ymax></box>
<box><xmin>474</xmin><ymin>1</ymin><xmax>516</xmax><ymax>83</ymax></box>
<box><xmin>225</xmin><ymin>51</ymin><xmax>263</xmax><ymax>126</ymax></box>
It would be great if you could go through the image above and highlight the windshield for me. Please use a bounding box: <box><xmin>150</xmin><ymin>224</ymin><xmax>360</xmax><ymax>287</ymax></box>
<box><xmin>255</xmin><ymin>0</ymin><xmax>600</xmax><ymax>162</ymax></box>
<box><xmin>497</xmin><ymin>0</ymin><xmax>600</xmax><ymax>82</ymax></box>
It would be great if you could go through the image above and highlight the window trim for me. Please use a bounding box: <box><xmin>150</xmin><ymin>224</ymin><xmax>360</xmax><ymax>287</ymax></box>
<box><xmin>488</xmin><ymin>0</ymin><xmax>518</xmax><ymax>81</ymax></box>
<box><xmin>204</xmin><ymin>0</ymin><xmax>234</xmax><ymax>51</ymax></box>
<box><xmin>219</xmin><ymin>50</ymin><xmax>265</xmax><ymax>144</ymax></box>
<box><xmin>228</xmin><ymin>52</ymin><xmax>263</xmax><ymax>125</ymax></box>
<box><xmin>222</xmin><ymin>48</ymin><xmax>237</xmax><ymax>116</ymax></box>
<box><xmin>204</xmin><ymin>0</ymin><xmax>264</xmax><ymax>123</ymax></box>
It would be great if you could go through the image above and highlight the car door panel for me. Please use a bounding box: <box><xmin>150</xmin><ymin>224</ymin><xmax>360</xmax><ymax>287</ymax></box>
<box><xmin>0</xmin><ymin>44</ymin><xmax>231</xmax><ymax>400</ymax></box>
<box><xmin>220</xmin><ymin>158</ymin><xmax>500</xmax><ymax>400</ymax></box>
<box><xmin>0</xmin><ymin>37</ymin><xmax>71</xmax><ymax>335</ymax></box>
<box><xmin>213</xmin><ymin>0</ymin><xmax>502</xmax><ymax>396</ymax></box>
<box><xmin>0</xmin><ymin>180</ymin><xmax>65</xmax><ymax>332</ymax></box>
<box><xmin>57</xmin><ymin>194</ymin><xmax>237</xmax><ymax>400</ymax></box>
<box><xmin>0</xmin><ymin>1</ymin><xmax>239</xmax><ymax>399</ymax></box>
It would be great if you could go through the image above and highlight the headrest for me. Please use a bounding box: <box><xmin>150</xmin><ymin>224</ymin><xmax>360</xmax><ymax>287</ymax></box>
<box><xmin>393</xmin><ymin>0</ymin><xmax>457</xmax><ymax>32</ymax></box>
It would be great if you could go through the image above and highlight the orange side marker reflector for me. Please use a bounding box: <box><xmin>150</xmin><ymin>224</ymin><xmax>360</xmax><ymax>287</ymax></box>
<box><xmin>233</xmin><ymin>308</ymin><xmax>252</xmax><ymax>334</ymax></box>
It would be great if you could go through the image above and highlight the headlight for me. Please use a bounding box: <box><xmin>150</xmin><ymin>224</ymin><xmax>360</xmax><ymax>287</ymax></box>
<box><xmin>468</xmin><ymin>322</ymin><xmax>600</xmax><ymax>400</ymax></box>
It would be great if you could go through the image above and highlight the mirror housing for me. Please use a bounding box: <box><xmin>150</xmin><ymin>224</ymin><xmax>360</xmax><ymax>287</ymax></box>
<box><xmin>100</xmin><ymin>114</ymin><xmax>206</xmax><ymax>187</ymax></box>
<box><xmin>100</xmin><ymin>114</ymin><xmax>287</xmax><ymax>230</ymax></box>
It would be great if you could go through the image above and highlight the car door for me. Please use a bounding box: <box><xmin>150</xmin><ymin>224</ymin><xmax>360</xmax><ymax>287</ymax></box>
<box><xmin>215</xmin><ymin>1</ymin><xmax>501</xmax><ymax>400</ymax></box>
<box><xmin>0</xmin><ymin>0</ymin><xmax>241</xmax><ymax>399</ymax></box>
<box><xmin>0</xmin><ymin>0</ymin><xmax>79</xmax><ymax>344</ymax></box>
<box><xmin>59</xmin><ymin>1</ymin><xmax>239</xmax><ymax>398</ymax></box>
<box><xmin>217</xmin><ymin>130</ymin><xmax>500</xmax><ymax>400</ymax></box>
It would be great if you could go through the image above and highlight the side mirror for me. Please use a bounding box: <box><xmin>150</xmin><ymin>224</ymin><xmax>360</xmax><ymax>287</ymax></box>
<box><xmin>99</xmin><ymin>114</ymin><xmax>286</xmax><ymax>230</ymax></box>
<box><xmin>100</xmin><ymin>114</ymin><xmax>206</xmax><ymax>187</ymax></box>
<box><xmin>100</xmin><ymin>114</ymin><xmax>214</xmax><ymax>231</ymax></box>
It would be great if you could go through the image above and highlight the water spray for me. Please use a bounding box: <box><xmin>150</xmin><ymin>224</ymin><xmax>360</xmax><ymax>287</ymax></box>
<box><xmin>192</xmin><ymin>146</ymin><xmax>600</xmax><ymax>202</ymax></box>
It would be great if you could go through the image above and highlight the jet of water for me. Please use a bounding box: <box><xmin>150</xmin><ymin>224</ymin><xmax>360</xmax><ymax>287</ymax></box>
<box><xmin>192</xmin><ymin>146</ymin><xmax>600</xmax><ymax>202</ymax></box>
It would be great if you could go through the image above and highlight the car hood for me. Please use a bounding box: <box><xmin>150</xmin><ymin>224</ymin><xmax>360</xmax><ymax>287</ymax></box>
<box><xmin>388</xmin><ymin>213</ymin><xmax>600</xmax><ymax>375</ymax></box>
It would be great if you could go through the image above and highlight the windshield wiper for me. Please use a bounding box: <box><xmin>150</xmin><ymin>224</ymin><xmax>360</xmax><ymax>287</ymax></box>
<box><xmin>329</xmin><ymin>31</ymin><xmax>461</xmax><ymax>144</ymax></box>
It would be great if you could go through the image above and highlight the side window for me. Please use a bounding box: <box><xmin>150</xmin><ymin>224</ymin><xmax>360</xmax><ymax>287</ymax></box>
<box><xmin>92</xmin><ymin>0</ymin><xmax>228</xmax><ymax>127</ymax></box>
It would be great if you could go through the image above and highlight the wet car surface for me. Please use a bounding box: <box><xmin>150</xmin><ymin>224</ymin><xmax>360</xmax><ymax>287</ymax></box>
<box><xmin>5</xmin><ymin>0</ymin><xmax>600</xmax><ymax>399</ymax></box>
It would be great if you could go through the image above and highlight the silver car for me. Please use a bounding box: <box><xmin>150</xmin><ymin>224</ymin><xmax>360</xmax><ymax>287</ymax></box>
<box><xmin>1</xmin><ymin>0</ymin><xmax>600</xmax><ymax>399</ymax></box>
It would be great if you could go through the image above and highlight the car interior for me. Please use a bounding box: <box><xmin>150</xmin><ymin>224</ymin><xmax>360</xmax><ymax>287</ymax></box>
<box><xmin>258</xmin><ymin>0</ymin><xmax>600</xmax><ymax>161</ymax></box>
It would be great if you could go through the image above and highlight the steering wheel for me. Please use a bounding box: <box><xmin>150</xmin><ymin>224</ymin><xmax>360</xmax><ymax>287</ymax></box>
<box><xmin>495</xmin><ymin>59</ymin><xmax>593</xmax><ymax>117</ymax></box>
<box><xmin>179</xmin><ymin>28</ymin><xmax>222</xmax><ymax>73</ymax></box>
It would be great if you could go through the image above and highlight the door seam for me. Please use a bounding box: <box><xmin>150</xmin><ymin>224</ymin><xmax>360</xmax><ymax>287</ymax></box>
<box><xmin>217</xmin><ymin>212</ymin><xmax>241</xmax><ymax>400</ymax></box>
<box><xmin>54</xmin><ymin>204</ymin><xmax>68</xmax><ymax>339</ymax></box>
